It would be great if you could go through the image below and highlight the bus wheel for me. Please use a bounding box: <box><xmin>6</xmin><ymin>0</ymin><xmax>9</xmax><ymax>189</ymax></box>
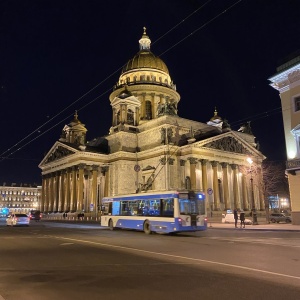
<box><xmin>109</xmin><ymin>219</ymin><xmax>114</xmax><ymax>231</ymax></box>
<box><xmin>144</xmin><ymin>220</ymin><xmax>151</xmax><ymax>234</ymax></box>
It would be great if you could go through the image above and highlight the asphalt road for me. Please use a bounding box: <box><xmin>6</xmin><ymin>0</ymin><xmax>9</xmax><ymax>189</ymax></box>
<box><xmin>0</xmin><ymin>219</ymin><xmax>300</xmax><ymax>300</ymax></box>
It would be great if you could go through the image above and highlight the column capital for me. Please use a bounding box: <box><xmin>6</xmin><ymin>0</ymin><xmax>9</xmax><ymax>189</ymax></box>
<box><xmin>168</xmin><ymin>158</ymin><xmax>175</xmax><ymax>165</ymax></box>
<box><xmin>187</xmin><ymin>157</ymin><xmax>198</xmax><ymax>165</ymax></box>
<box><xmin>92</xmin><ymin>165</ymin><xmax>99</xmax><ymax>172</ymax></box>
<box><xmin>211</xmin><ymin>161</ymin><xmax>219</xmax><ymax>168</ymax></box>
<box><xmin>180</xmin><ymin>159</ymin><xmax>186</xmax><ymax>166</ymax></box>
<box><xmin>221</xmin><ymin>162</ymin><xmax>228</xmax><ymax>168</ymax></box>
<box><xmin>100</xmin><ymin>166</ymin><xmax>109</xmax><ymax>175</ymax></box>
<box><xmin>230</xmin><ymin>164</ymin><xmax>238</xmax><ymax>170</ymax></box>
<box><xmin>199</xmin><ymin>159</ymin><xmax>208</xmax><ymax>166</ymax></box>
<box><xmin>78</xmin><ymin>163</ymin><xmax>86</xmax><ymax>170</ymax></box>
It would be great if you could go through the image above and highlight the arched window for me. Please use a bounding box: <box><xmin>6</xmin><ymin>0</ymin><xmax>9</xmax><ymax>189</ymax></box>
<box><xmin>127</xmin><ymin>109</ymin><xmax>134</xmax><ymax>125</ymax></box>
<box><xmin>145</xmin><ymin>101</ymin><xmax>152</xmax><ymax>120</ymax></box>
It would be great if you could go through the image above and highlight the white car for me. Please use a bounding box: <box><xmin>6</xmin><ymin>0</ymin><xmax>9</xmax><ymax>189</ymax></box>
<box><xmin>222</xmin><ymin>213</ymin><xmax>252</xmax><ymax>225</ymax></box>
<box><xmin>6</xmin><ymin>213</ymin><xmax>30</xmax><ymax>226</ymax></box>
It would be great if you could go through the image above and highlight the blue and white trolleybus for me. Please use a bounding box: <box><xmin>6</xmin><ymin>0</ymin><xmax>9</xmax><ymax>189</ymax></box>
<box><xmin>100</xmin><ymin>190</ymin><xmax>207</xmax><ymax>234</ymax></box>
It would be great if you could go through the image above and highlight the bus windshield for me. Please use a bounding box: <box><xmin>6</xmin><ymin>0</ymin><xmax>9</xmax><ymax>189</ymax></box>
<box><xmin>179</xmin><ymin>199</ymin><xmax>205</xmax><ymax>215</ymax></box>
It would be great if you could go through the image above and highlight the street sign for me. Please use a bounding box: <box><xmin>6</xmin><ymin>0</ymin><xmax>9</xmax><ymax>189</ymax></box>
<box><xmin>207</xmin><ymin>188</ymin><xmax>213</xmax><ymax>195</ymax></box>
<box><xmin>90</xmin><ymin>203</ymin><xmax>94</xmax><ymax>211</ymax></box>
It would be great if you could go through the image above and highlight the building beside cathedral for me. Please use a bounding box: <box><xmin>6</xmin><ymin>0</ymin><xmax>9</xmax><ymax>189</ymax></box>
<box><xmin>0</xmin><ymin>183</ymin><xmax>41</xmax><ymax>215</ymax></box>
<box><xmin>38</xmin><ymin>29</ymin><xmax>265</xmax><ymax>217</ymax></box>
<box><xmin>269</xmin><ymin>52</ymin><xmax>300</xmax><ymax>225</ymax></box>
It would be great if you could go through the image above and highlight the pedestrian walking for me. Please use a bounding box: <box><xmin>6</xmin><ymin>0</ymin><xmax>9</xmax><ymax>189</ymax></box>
<box><xmin>233</xmin><ymin>208</ymin><xmax>238</xmax><ymax>228</ymax></box>
<box><xmin>240</xmin><ymin>210</ymin><xmax>245</xmax><ymax>228</ymax></box>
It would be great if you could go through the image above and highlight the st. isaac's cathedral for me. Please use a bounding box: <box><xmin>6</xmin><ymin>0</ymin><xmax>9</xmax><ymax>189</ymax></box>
<box><xmin>38</xmin><ymin>28</ymin><xmax>265</xmax><ymax>216</ymax></box>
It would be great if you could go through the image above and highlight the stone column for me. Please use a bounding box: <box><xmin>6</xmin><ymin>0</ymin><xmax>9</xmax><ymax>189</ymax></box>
<box><xmin>188</xmin><ymin>157</ymin><xmax>197</xmax><ymax>190</ymax></box>
<box><xmin>211</xmin><ymin>161</ymin><xmax>220</xmax><ymax>210</ymax></box>
<box><xmin>135</xmin><ymin>107</ymin><xmax>140</xmax><ymax>126</ymax></box>
<box><xmin>112</xmin><ymin>107</ymin><xmax>116</xmax><ymax>126</ymax></box>
<box><xmin>77</xmin><ymin>164</ymin><xmax>85</xmax><ymax>211</ymax></box>
<box><xmin>43</xmin><ymin>175</ymin><xmax>49</xmax><ymax>212</ymax></box>
<box><xmin>70</xmin><ymin>166</ymin><xmax>76</xmax><ymax>212</ymax></box>
<box><xmin>41</xmin><ymin>176</ymin><xmax>45</xmax><ymax>212</ymax></box>
<box><xmin>221</xmin><ymin>162</ymin><xmax>229</xmax><ymax>210</ymax></box>
<box><xmin>49</xmin><ymin>174</ymin><xmax>55</xmax><ymax>212</ymax></box>
<box><xmin>180</xmin><ymin>160</ymin><xmax>186</xmax><ymax>190</ymax></box>
<box><xmin>199</xmin><ymin>159</ymin><xmax>210</xmax><ymax>209</ymax></box>
<box><xmin>141</xmin><ymin>93</ymin><xmax>146</xmax><ymax>118</ymax></box>
<box><xmin>91</xmin><ymin>165</ymin><xmax>98</xmax><ymax>213</ymax></box>
<box><xmin>150</xmin><ymin>93</ymin><xmax>155</xmax><ymax>119</ymax></box>
<box><xmin>101</xmin><ymin>166</ymin><xmax>109</xmax><ymax>197</ymax></box>
<box><xmin>58</xmin><ymin>170</ymin><xmax>64</xmax><ymax>212</ymax></box>
<box><xmin>241</xmin><ymin>173</ymin><xmax>248</xmax><ymax>210</ymax></box>
<box><xmin>49</xmin><ymin>173</ymin><xmax>54</xmax><ymax>212</ymax></box>
<box><xmin>231</xmin><ymin>164</ymin><xmax>239</xmax><ymax>209</ymax></box>
<box><xmin>64</xmin><ymin>168</ymin><xmax>71</xmax><ymax>212</ymax></box>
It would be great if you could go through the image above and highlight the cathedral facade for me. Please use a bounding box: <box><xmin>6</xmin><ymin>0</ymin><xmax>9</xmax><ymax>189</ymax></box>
<box><xmin>39</xmin><ymin>29</ymin><xmax>265</xmax><ymax>216</ymax></box>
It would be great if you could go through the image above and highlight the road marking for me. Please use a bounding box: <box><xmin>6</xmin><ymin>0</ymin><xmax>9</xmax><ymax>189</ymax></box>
<box><xmin>207</xmin><ymin>236</ymin><xmax>300</xmax><ymax>247</ymax></box>
<box><xmin>60</xmin><ymin>242</ymin><xmax>74</xmax><ymax>246</ymax></box>
<box><xmin>45</xmin><ymin>235</ymin><xmax>300</xmax><ymax>280</ymax></box>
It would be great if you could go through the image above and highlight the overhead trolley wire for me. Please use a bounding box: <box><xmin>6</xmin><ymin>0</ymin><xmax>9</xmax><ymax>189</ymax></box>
<box><xmin>0</xmin><ymin>0</ymin><xmax>245</xmax><ymax>162</ymax></box>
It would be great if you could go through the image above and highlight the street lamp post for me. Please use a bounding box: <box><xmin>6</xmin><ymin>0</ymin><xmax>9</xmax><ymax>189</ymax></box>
<box><xmin>247</xmin><ymin>157</ymin><xmax>258</xmax><ymax>225</ymax></box>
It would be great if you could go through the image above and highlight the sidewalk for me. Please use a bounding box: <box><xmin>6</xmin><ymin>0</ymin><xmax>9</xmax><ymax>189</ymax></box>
<box><xmin>207</xmin><ymin>220</ymin><xmax>300</xmax><ymax>231</ymax></box>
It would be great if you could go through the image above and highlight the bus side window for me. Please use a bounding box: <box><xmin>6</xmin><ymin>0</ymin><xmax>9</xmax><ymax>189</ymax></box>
<box><xmin>162</xmin><ymin>198</ymin><xmax>174</xmax><ymax>217</ymax></box>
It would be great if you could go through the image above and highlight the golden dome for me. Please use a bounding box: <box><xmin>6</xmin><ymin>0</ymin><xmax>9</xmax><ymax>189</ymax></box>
<box><xmin>210</xmin><ymin>107</ymin><xmax>222</xmax><ymax>121</ymax></box>
<box><xmin>122</xmin><ymin>51</ymin><xmax>169</xmax><ymax>74</ymax></box>
<box><xmin>121</xmin><ymin>27</ymin><xmax>169</xmax><ymax>74</ymax></box>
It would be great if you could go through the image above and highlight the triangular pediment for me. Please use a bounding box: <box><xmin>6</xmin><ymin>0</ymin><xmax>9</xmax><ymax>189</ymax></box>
<box><xmin>39</xmin><ymin>142</ymin><xmax>77</xmax><ymax>166</ymax></box>
<box><xmin>197</xmin><ymin>132</ymin><xmax>263</xmax><ymax>157</ymax></box>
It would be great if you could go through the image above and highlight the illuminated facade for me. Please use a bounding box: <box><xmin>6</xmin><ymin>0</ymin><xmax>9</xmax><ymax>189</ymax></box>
<box><xmin>39</xmin><ymin>29</ymin><xmax>266</xmax><ymax>217</ymax></box>
<box><xmin>269</xmin><ymin>54</ymin><xmax>300</xmax><ymax>224</ymax></box>
<box><xmin>0</xmin><ymin>184</ymin><xmax>41</xmax><ymax>215</ymax></box>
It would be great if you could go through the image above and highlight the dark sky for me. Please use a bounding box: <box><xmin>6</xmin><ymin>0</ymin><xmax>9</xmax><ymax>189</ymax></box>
<box><xmin>1</xmin><ymin>0</ymin><xmax>299</xmax><ymax>185</ymax></box>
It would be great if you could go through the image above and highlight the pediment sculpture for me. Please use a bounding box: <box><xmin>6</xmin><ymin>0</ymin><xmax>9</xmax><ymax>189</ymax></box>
<box><xmin>45</xmin><ymin>146</ymin><xmax>75</xmax><ymax>163</ymax></box>
<box><xmin>203</xmin><ymin>136</ymin><xmax>252</xmax><ymax>155</ymax></box>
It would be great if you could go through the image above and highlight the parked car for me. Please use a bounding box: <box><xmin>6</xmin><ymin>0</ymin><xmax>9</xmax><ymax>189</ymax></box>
<box><xmin>222</xmin><ymin>212</ymin><xmax>253</xmax><ymax>225</ymax></box>
<box><xmin>29</xmin><ymin>210</ymin><xmax>42</xmax><ymax>221</ymax></box>
<box><xmin>269</xmin><ymin>213</ymin><xmax>292</xmax><ymax>223</ymax></box>
<box><xmin>6</xmin><ymin>213</ymin><xmax>30</xmax><ymax>226</ymax></box>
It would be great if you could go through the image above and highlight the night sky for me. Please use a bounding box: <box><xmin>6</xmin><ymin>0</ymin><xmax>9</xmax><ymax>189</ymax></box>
<box><xmin>1</xmin><ymin>0</ymin><xmax>299</xmax><ymax>185</ymax></box>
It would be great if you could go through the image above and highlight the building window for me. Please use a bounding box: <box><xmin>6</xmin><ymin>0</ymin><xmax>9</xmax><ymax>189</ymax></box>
<box><xmin>294</xmin><ymin>96</ymin><xmax>300</xmax><ymax>112</ymax></box>
<box><xmin>145</xmin><ymin>101</ymin><xmax>152</xmax><ymax>120</ymax></box>
<box><xmin>127</xmin><ymin>109</ymin><xmax>134</xmax><ymax>125</ymax></box>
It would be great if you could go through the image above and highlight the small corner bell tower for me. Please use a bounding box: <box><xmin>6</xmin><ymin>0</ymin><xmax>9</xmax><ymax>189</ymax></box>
<box><xmin>60</xmin><ymin>111</ymin><xmax>88</xmax><ymax>145</ymax></box>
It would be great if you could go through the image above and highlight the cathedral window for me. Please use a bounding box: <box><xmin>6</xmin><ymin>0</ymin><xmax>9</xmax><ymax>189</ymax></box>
<box><xmin>145</xmin><ymin>101</ymin><xmax>152</xmax><ymax>120</ymax></box>
<box><xmin>294</xmin><ymin>96</ymin><xmax>300</xmax><ymax>112</ymax></box>
<box><xmin>127</xmin><ymin>109</ymin><xmax>134</xmax><ymax>125</ymax></box>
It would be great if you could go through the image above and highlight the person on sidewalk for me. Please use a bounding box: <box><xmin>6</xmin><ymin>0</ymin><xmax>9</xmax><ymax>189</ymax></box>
<box><xmin>240</xmin><ymin>210</ymin><xmax>245</xmax><ymax>228</ymax></box>
<box><xmin>233</xmin><ymin>208</ymin><xmax>238</xmax><ymax>228</ymax></box>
